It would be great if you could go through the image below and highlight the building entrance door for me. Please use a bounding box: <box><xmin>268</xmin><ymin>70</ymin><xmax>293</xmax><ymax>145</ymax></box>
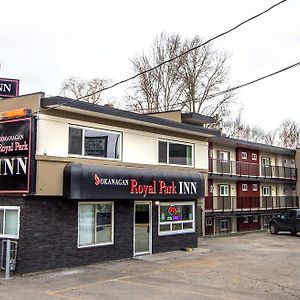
<box><xmin>134</xmin><ymin>202</ymin><xmax>152</xmax><ymax>256</ymax></box>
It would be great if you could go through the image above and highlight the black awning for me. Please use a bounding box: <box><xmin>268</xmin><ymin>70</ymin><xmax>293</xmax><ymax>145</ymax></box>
<box><xmin>63</xmin><ymin>163</ymin><xmax>204</xmax><ymax>200</ymax></box>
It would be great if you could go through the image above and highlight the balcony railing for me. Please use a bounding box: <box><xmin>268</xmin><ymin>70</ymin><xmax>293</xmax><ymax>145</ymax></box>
<box><xmin>205</xmin><ymin>196</ymin><xmax>299</xmax><ymax>212</ymax></box>
<box><xmin>208</xmin><ymin>158</ymin><xmax>297</xmax><ymax>180</ymax></box>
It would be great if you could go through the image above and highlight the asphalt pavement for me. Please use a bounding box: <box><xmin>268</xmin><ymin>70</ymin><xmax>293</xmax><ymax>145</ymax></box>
<box><xmin>0</xmin><ymin>231</ymin><xmax>300</xmax><ymax>300</ymax></box>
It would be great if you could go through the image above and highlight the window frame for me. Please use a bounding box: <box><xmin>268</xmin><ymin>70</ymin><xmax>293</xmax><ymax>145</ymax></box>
<box><xmin>261</xmin><ymin>157</ymin><xmax>270</xmax><ymax>166</ymax></box>
<box><xmin>0</xmin><ymin>206</ymin><xmax>20</xmax><ymax>239</ymax></box>
<box><xmin>220</xmin><ymin>219</ymin><xmax>228</xmax><ymax>231</ymax></box>
<box><xmin>251</xmin><ymin>153</ymin><xmax>257</xmax><ymax>161</ymax></box>
<box><xmin>243</xmin><ymin>216</ymin><xmax>249</xmax><ymax>224</ymax></box>
<box><xmin>158</xmin><ymin>202</ymin><xmax>195</xmax><ymax>236</ymax></box>
<box><xmin>218</xmin><ymin>150</ymin><xmax>230</xmax><ymax>161</ymax></box>
<box><xmin>219</xmin><ymin>184</ymin><xmax>230</xmax><ymax>196</ymax></box>
<box><xmin>241</xmin><ymin>152</ymin><xmax>248</xmax><ymax>160</ymax></box>
<box><xmin>262</xmin><ymin>186</ymin><xmax>271</xmax><ymax>196</ymax></box>
<box><xmin>158</xmin><ymin>139</ymin><xmax>194</xmax><ymax>167</ymax></box>
<box><xmin>77</xmin><ymin>202</ymin><xmax>114</xmax><ymax>248</ymax></box>
<box><xmin>241</xmin><ymin>184</ymin><xmax>248</xmax><ymax>192</ymax></box>
<box><xmin>253</xmin><ymin>215</ymin><xmax>259</xmax><ymax>223</ymax></box>
<box><xmin>252</xmin><ymin>184</ymin><xmax>258</xmax><ymax>192</ymax></box>
<box><xmin>206</xmin><ymin>218</ymin><xmax>213</xmax><ymax>227</ymax></box>
<box><xmin>68</xmin><ymin>125</ymin><xmax>122</xmax><ymax>161</ymax></box>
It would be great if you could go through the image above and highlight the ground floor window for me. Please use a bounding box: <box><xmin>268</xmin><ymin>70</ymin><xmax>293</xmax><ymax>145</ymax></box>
<box><xmin>243</xmin><ymin>216</ymin><xmax>249</xmax><ymax>223</ymax></box>
<box><xmin>0</xmin><ymin>207</ymin><xmax>20</xmax><ymax>239</ymax></box>
<box><xmin>253</xmin><ymin>215</ymin><xmax>259</xmax><ymax>222</ymax></box>
<box><xmin>78</xmin><ymin>202</ymin><xmax>113</xmax><ymax>247</ymax></box>
<box><xmin>159</xmin><ymin>202</ymin><xmax>195</xmax><ymax>235</ymax></box>
<box><xmin>220</xmin><ymin>219</ymin><xmax>229</xmax><ymax>231</ymax></box>
<box><xmin>206</xmin><ymin>218</ymin><xmax>213</xmax><ymax>226</ymax></box>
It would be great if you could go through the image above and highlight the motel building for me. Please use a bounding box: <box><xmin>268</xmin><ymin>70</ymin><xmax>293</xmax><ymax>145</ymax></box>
<box><xmin>0</xmin><ymin>92</ymin><xmax>219</xmax><ymax>274</ymax></box>
<box><xmin>0</xmin><ymin>92</ymin><xmax>299</xmax><ymax>274</ymax></box>
<box><xmin>205</xmin><ymin>137</ymin><xmax>299</xmax><ymax>235</ymax></box>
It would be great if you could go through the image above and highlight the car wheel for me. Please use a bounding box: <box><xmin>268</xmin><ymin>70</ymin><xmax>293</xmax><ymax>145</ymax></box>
<box><xmin>270</xmin><ymin>224</ymin><xmax>278</xmax><ymax>234</ymax></box>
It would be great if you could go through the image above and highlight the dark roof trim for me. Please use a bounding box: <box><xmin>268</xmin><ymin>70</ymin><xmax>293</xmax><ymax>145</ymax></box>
<box><xmin>41</xmin><ymin>96</ymin><xmax>221</xmax><ymax>137</ymax></box>
<box><xmin>210</xmin><ymin>136</ymin><xmax>295</xmax><ymax>155</ymax></box>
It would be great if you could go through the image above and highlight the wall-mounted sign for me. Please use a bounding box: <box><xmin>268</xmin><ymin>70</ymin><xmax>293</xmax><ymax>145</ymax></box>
<box><xmin>0</xmin><ymin>78</ymin><xmax>19</xmax><ymax>99</ymax></box>
<box><xmin>0</xmin><ymin>117</ymin><xmax>32</xmax><ymax>193</ymax></box>
<box><xmin>64</xmin><ymin>164</ymin><xmax>204</xmax><ymax>200</ymax></box>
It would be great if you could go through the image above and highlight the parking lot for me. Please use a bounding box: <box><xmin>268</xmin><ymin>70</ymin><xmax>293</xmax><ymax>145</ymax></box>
<box><xmin>0</xmin><ymin>231</ymin><xmax>300</xmax><ymax>300</ymax></box>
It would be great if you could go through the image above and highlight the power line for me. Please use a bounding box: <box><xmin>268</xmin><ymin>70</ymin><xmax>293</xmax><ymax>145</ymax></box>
<box><xmin>178</xmin><ymin>60</ymin><xmax>300</xmax><ymax>106</ymax></box>
<box><xmin>29</xmin><ymin>0</ymin><xmax>287</xmax><ymax>116</ymax></box>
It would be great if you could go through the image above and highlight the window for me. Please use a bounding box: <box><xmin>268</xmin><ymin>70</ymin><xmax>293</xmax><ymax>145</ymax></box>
<box><xmin>253</xmin><ymin>215</ymin><xmax>258</xmax><ymax>222</ymax></box>
<box><xmin>220</xmin><ymin>220</ymin><xmax>228</xmax><ymax>231</ymax></box>
<box><xmin>209</xmin><ymin>185</ymin><xmax>214</xmax><ymax>194</ymax></box>
<box><xmin>209</xmin><ymin>149</ymin><xmax>213</xmax><ymax>158</ymax></box>
<box><xmin>261</xmin><ymin>157</ymin><xmax>270</xmax><ymax>166</ymax></box>
<box><xmin>218</xmin><ymin>151</ymin><xmax>229</xmax><ymax>161</ymax></box>
<box><xmin>69</xmin><ymin>126</ymin><xmax>121</xmax><ymax>159</ymax></box>
<box><xmin>262</xmin><ymin>186</ymin><xmax>271</xmax><ymax>196</ymax></box>
<box><xmin>291</xmin><ymin>160</ymin><xmax>295</xmax><ymax>166</ymax></box>
<box><xmin>0</xmin><ymin>207</ymin><xmax>20</xmax><ymax>238</ymax></box>
<box><xmin>243</xmin><ymin>216</ymin><xmax>249</xmax><ymax>223</ymax></box>
<box><xmin>219</xmin><ymin>185</ymin><xmax>230</xmax><ymax>196</ymax></box>
<box><xmin>78</xmin><ymin>203</ymin><xmax>113</xmax><ymax>247</ymax></box>
<box><xmin>158</xmin><ymin>140</ymin><xmax>193</xmax><ymax>166</ymax></box>
<box><xmin>288</xmin><ymin>210</ymin><xmax>297</xmax><ymax>219</ymax></box>
<box><xmin>252</xmin><ymin>153</ymin><xmax>257</xmax><ymax>161</ymax></box>
<box><xmin>283</xmin><ymin>187</ymin><xmax>289</xmax><ymax>195</ymax></box>
<box><xmin>282</xmin><ymin>159</ymin><xmax>288</xmax><ymax>166</ymax></box>
<box><xmin>292</xmin><ymin>186</ymin><xmax>296</xmax><ymax>192</ymax></box>
<box><xmin>241</xmin><ymin>152</ymin><xmax>247</xmax><ymax>160</ymax></box>
<box><xmin>252</xmin><ymin>184</ymin><xmax>258</xmax><ymax>192</ymax></box>
<box><xmin>159</xmin><ymin>202</ymin><xmax>195</xmax><ymax>235</ymax></box>
<box><xmin>242</xmin><ymin>184</ymin><xmax>248</xmax><ymax>192</ymax></box>
<box><xmin>206</xmin><ymin>218</ymin><xmax>213</xmax><ymax>226</ymax></box>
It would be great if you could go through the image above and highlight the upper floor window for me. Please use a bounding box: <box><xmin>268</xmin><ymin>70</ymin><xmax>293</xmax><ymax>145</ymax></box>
<box><xmin>241</xmin><ymin>152</ymin><xmax>247</xmax><ymax>160</ymax></box>
<box><xmin>219</xmin><ymin>185</ymin><xmax>230</xmax><ymax>196</ymax></box>
<box><xmin>251</xmin><ymin>153</ymin><xmax>257</xmax><ymax>161</ymax></box>
<box><xmin>158</xmin><ymin>140</ymin><xmax>193</xmax><ymax>166</ymax></box>
<box><xmin>261</xmin><ymin>157</ymin><xmax>270</xmax><ymax>166</ymax></box>
<box><xmin>218</xmin><ymin>151</ymin><xmax>229</xmax><ymax>161</ymax></box>
<box><xmin>0</xmin><ymin>207</ymin><xmax>20</xmax><ymax>239</ymax></box>
<box><xmin>68</xmin><ymin>126</ymin><xmax>121</xmax><ymax>160</ymax></box>
<box><xmin>262</xmin><ymin>186</ymin><xmax>271</xmax><ymax>196</ymax></box>
<box><xmin>242</xmin><ymin>184</ymin><xmax>248</xmax><ymax>192</ymax></box>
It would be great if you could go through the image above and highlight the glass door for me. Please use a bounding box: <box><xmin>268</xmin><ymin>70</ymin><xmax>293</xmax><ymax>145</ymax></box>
<box><xmin>134</xmin><ymin>202</ymin><xmax>152</xmax><ymax>256</ymax></box>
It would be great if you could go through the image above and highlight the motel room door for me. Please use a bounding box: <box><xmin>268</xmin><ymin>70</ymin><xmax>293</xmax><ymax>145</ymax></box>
<box><xmin>134</xmin><ymin>201</ymin><xmax>152</xmax><ymax>256</ymax></box>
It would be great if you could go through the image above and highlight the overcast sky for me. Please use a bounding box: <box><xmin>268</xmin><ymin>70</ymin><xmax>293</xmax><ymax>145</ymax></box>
<box><xmin>1</xmin><ymin>0</ymin><xmax>299</xmax><ymax>131</ymax></box>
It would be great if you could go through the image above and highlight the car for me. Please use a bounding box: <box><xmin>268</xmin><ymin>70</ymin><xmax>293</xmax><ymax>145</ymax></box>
<box><xmin>269</xmin><ymin>209</ymin><xmax>300</xmax><ymax>235</ymax></box>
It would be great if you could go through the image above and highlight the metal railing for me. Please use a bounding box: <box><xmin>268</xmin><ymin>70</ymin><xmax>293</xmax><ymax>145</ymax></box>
<box><xmin>208</xmin><ymin>158</ymin><xmax>297</xmax><ymax>180</ymax></box>
<box><xmin>205</xmin><ymin>196</ymin><xmax>299</xmax><ymax>212</ymax></box>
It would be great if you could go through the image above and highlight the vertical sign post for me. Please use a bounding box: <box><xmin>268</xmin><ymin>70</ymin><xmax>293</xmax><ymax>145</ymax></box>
<box><xmin>5</xmin><ymin>240</ymin><xmax>11</xmax><ymax>279</ymax></box>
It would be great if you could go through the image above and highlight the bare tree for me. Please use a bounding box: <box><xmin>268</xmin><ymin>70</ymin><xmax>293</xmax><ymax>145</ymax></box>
<box><xmin>277</xmin><ymin>119</ymin><xmax>300</xmax><ymax>149</ymax></box>
<box><xmin>60</xmin><ymin>77</ymin><xmax>108</xmax><ymax>104</ymax></box>
<box><xmin>129</xmin><ymin>33</ymin><xmax>184</xmax><ymax>113</ymax></box>
<box><xmin>222</xmin><ymin>108</ymin><xmax>274</xmax><ymax>144</ymax></box>
<box><xmin>128</xmin><ymin>32</ymin><xmax>234</xmax><ymax>117</ymax></box>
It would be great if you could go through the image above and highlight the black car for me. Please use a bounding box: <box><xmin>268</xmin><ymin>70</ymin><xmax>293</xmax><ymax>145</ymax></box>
<box><xmin>269</xmin><ymin>209</ymin><xmax>300</xmax><ymax>235</ymax></box>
